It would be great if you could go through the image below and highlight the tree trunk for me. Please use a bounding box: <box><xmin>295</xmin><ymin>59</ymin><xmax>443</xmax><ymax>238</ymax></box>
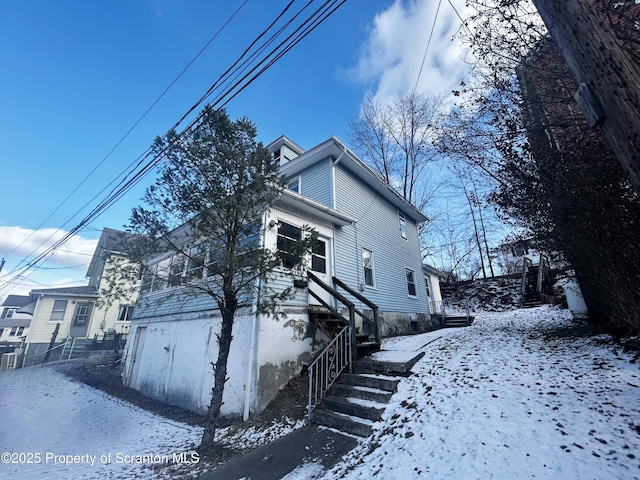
<box><xmin>531</xmin><ymin>0</ymin><xmax>640</xmax><ymax>193</ymax></box>
<box><xmin>199</xmin><ymin>302</ymin><xmax>236</xmax><ymax>453</ymax></box>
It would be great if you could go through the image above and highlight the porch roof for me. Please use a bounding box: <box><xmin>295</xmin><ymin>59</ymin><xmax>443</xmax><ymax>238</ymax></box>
<box><xmin>277</xmin><ymin>189</ymin><xmax>356</xmax><ymax>227</ymax></box>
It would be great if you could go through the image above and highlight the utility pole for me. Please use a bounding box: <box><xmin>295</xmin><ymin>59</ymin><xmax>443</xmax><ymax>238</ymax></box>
<box><xmin>530</xmin><ymin>0</ymin><xmax>640</xmax><ymax>193</ymax></box>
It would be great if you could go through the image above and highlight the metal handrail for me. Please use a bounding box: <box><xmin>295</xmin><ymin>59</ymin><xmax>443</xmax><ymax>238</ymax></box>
<box><xmin>307</xmin><ymin>326</ymin><xmax>351</xmax><ymax>420</ymax></box>
<box><xmin>307</xmin><ymin>271</ymin><xmax>357</xmax><ymax>360</ymax></box>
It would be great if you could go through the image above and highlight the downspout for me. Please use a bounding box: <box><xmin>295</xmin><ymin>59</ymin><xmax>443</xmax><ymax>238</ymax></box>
<box><xmin>243</xmin><ymin>210</ymin><xmax>268</xmax><ymax>421</ymax></box>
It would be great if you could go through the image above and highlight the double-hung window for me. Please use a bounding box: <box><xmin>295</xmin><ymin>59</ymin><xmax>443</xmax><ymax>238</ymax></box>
<box><xmin>362</xmin><ymin>248</ymin><xmax>375</xmax><ymax>288</ymax></box>
<box><xmin>49</xmin><ymin>300</ymin><xmax>67</xmax><ymax>322</ymax></box>
<box><xmin>398</xmin><ymin>212</ymin><xmax>407</xmax><ymax>240</ymax></box>
<box><xmin>405</xmin><ymin>268</ymin><xmax>417</xmax><ymax>297</ymax></box>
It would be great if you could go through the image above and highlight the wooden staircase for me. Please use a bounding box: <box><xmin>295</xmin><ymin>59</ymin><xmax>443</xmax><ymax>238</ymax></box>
<box><xmin>520</xmin><ymin>254</ymin><xmax>553</xmax><ymax>308</ymax></box>
<box><xmin>522</xmin><ymin>265</ymin><xmax>543</xmax><ymax>307</ymax></box>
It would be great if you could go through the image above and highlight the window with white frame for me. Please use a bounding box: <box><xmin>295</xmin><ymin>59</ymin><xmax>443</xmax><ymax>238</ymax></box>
<box><xmin>72</xmin><ymin>302</ymin><xmax>93</xmax><ymax>326</ymax></box>
<box><xmin>16</xmin><ymin>326</ymin><xmax>24</xmax><ymax>336</ymax></box>
<box><xmin>49</xmin><ymin>300</ymin><xmax>67</xmax><ymax>322</ymax></box>
<box><xmin>155</xmin><ymin>257</ymin><xmax>170</xmax><ymax>290</ymax></box>
<box><xmin>186</xmin><ymin>243</ymin><xmax>207</xmax><ymax>281</ymax></box>
<box><xmin>398</xmin><ymin>212</ymin><xmax>407</xmax><ymax>240</ymax></box>
<box><xmin>117</xmin><ymin>305</ymin><xmax>134</xmax><ymax>322</ymax></box>
<box><xmin>362</xmin><ymin>248</ymin><xmax>375</xmax><ymax>288</ymax></box>
<box><xmin>9</xmin><ymin>327</ymin><xmax>17</xmax><ymax>336</ymax></box>
<box><xmin>277</xmin><ymin>221</ymin><xmax>302</xmax><ymax>269</ymax></box>
<box><xmin>311</xmin><ymin>238</ymin><xmax>327</xmax><ymax>274</ymax></box>
<box><xmin>425</xmin><ymin>277</ymin><xmax>431</xmax><ymax>297</ymax></box>
<box><xmin>169</xmin><ymin>254</ymin><xmax>187</xmax><ymax>287</ymax></box>
<box><xmin>405</xmin><ymin>268</ymin><xmax>417</xmax><ymax>297</ymax></box>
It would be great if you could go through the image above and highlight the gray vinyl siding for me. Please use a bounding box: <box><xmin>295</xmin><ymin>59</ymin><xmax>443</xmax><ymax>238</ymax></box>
<box><xmin>333</xmin><ymin>164</ymin><xmax>428</xmax><ymax>314</ymax></box>
<box><xmin>295</xmin><ymin>157</ymin><xmax>333</xmax><ymax>206</ymax></box>
<box><xmin>133</xmin><ymin>270</ymin><xmax>307</xmax><ymax>320</ymax></box>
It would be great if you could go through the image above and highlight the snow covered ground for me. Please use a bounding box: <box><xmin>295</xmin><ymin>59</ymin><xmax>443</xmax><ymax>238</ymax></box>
<box><xmin>0</xmin><ymin>364</ymin><xmax>300</xmax><ymax>479</ymax></box>
<box><xmin>2</xmin><ymin>305</ymin><xmax>639</xmax><ymax>479</ymax></box>
<box><xmin>307</xmin><ymin>306</ymin><xmax>640</xmax><ymax>480</ymax></box>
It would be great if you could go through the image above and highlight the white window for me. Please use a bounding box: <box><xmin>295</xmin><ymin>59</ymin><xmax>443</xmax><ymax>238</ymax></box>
<box><xmin>405</xmin><ymin>268</ymin><xmax>417</xmax><ymax>297</ymax></box>
<box><xmin>425</xmin><ymin>277</ymin><xmax>431</xmax><ymax>297</ymax></box>
<box><xmin>16</xmin><ymin>326</ymin><xmax>24</xmax><ymax>336</ymax></box>
<box><xmin>277</xmin><ymin>221</ymin><xmax>302</xmax><ymax>269</ymax></box>
<box><xmin>362</xmin><ymin>248</ymin><xmax>375</xmax><ymax>288</ymax></box>
<box><xmin>186</xmin><ymin>244</ymin><xmax>207</xmax><ymax>281</ymax></box>
<box><xmin>72</xmin><ymin>302</ymin><xmax>93</xmax><ymax>326</ymax></box>
<box><xmin>311</xmin><ymin>239</ymin><xmax>327</xmax><ymax>274</ymax></box>
<box><xmin>9</xmin><ymin>327</ymin><xmax>17</xmax><ymax>336</ymax></box>
<box><xmin>117</xmin><ymin>305</ymin><xmax>134</xmax><ymax>322</ymax></box>
<box><xmin>49</xmin><ymin>300</ymin><xmax>67</xmax><ymax>322</ymax></box>
<box><xmin>169</xmin><ymin>254</ymin><xmax>187</xmax><ymax>287</ymax></box>
<box><xmin>398</xmin><ymin>212</ymin><xmax>407</xmax><ymax>240</ymax></box>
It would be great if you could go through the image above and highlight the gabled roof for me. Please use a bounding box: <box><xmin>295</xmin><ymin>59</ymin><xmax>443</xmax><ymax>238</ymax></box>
<box><xmin>1</xmin><ymin>294</ymin><xmax>30</xmax><ymax>308</ymax></box>
<box><xmin>279</xmin><ymin>136</ymin><xmax>429</xmax><ymax>224</ymax></box>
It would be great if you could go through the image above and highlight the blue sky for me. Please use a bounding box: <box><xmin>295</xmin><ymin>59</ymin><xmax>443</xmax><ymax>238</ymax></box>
<box><xmin>0</xmin><ymin>0</ymin><xmax>470</xmax><ymax>297</ymax></box>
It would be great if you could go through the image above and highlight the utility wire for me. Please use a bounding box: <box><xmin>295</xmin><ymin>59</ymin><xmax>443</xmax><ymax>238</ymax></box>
<box><xmin>414</xmin><ymin>0</ymin><xmax>442</xmax><ymax>93</ymax></box>
<box><xmin>0</xmin><ymin>0</ymin><xmax>347</xmax><ymax>293</ymax></box>
<box><xmin>1</xmin><ymin>1</ymin><xmax>249</xmax><ymax>273</ymax></box>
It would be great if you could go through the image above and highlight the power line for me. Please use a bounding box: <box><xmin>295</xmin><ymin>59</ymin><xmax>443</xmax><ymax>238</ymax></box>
<box><xmin>0</xmin><ymin>0</ymin><xmax>348</xmax><ymax>294</ymax></box>
<box><xmin>414</xmin><ymin>0</ymin><xmax>442</xmax><ymax>92</ymax></box>
<box><xmin>0</xmin><ymin>1</ymin><xmax>249</xmax><ymax>275</ymax></box>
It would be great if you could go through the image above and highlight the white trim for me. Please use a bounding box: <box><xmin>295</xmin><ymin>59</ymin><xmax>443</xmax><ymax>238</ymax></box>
<box><xmin>361</xmin><ymin>246</ymin><xmax>376</xmax><ymax>290</ymax></box>
<box><xmin>404</xmin><ymin>267</ymin><xmax>418</xmax><ymax>298</ymax></box>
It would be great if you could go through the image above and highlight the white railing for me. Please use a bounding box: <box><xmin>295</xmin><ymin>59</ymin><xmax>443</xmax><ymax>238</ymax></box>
<box><xmin>308</xmin><ymin>326</ymin><xmax>351</xmax><ymax>420</ymax></box>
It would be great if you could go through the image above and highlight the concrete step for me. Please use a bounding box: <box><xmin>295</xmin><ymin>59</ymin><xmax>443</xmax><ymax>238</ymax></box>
<box><xmin>320</xmin><ymin>395</ymin><xmax>384</xmax><ymax>421</ymax></box>
<box><xmin>330</xmin><ymin>384</ymin><xmax>393</xmax><ymax>403</ymax></box>
<box><xmin>310</xmin><ymin>409</ymin><xmax>372</xmax><ymax>437</ymax></box>
<box><xmin>340</xmin><ymin>372</ymin><xmax>399</xmax><ymax>393</ymax></box>
<box><xmin>354</xmin><ymin>352</ymin><xmax>425</xmax><ymax>376</ymax></box>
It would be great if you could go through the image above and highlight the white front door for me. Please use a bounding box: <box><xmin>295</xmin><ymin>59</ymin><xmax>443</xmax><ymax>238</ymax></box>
<box><xmin>308</xmin><ymin>236</ymin><xmax>333</xmax><ymax>306</ymax></box>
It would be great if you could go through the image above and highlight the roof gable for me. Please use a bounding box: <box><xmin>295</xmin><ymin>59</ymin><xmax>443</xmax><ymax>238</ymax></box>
<box><xmin>280</xmin><ymin>136</ymin><xmax>428</xmax><ymax>224</ymax></box>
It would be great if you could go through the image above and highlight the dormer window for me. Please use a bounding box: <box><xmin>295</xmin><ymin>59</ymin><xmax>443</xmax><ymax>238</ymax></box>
<box><xmin>288</xmin><ymin>177</ymin><xmax>300</xmax><ymax>193</ymax></box>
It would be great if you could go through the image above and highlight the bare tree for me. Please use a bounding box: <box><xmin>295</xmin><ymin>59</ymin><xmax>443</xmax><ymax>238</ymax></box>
<box><xmin>348</xmin><ymin>91</ymin><xmax>446</xmax><ymax>209</ymax></box>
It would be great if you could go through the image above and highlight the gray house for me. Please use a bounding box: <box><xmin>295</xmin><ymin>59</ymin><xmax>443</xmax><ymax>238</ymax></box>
<box><xmin>122</xmin><ymin>135</ymin><xmax>430</xmax><ymax>418</ymax></box>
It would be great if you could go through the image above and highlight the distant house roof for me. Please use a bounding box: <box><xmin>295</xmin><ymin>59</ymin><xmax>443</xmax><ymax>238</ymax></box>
<box><xmin>29</xmin><ymin>285</ymin><xmax>98</xmax><ymax>300</ymax></box>
<box><xmin>422</xmin><ymin>264</ymin><xmax>442</xmax><ymax>277</ymax></box>
<box><xmin>0</xmin><ymin>317</ymin><xmax>31</xmax><ymax>328</ymax></box>
<box><xmin>1</xmin><ymin>295</ymin><xmax>30</xmax><ymax>308</ymax></box>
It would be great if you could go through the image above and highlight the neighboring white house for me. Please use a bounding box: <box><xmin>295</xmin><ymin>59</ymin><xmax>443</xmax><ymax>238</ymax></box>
<box><xmin>121</xmin><ymin>135</ymin><xmax>431</xmax><ymax>419</ymax></box>
<box><xmin>0</xmin><ymin>295</ymin><xmax>32</xmax><ymax>356</ymax></box>
<box><xmin>19</xmin><ymin>228</ymin><xmax>138</xmax><ymax>367</ymax></box>
<box><xmin>422</xmin><ymin>264</ymin><xmax>444</xmax><ymax>317</ymax></box>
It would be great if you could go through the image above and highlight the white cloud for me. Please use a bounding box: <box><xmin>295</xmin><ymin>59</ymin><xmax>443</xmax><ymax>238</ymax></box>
<box><xmin>0</xmin><ymin>226</ymin><xmax>97</xmax><ymax>297</ymax></box>
<box><xmin>352</xmin><ymin>0</ymin><xmax>470</xmax><ymax>104</ymax></box>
